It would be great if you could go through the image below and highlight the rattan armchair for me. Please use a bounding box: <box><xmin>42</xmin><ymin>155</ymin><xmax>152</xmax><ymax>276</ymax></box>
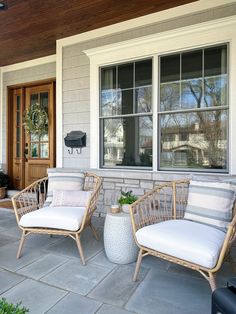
<box><xmin>12</xmin><ymin>172</ymin><xmax>102</xmax><ymax>265</ymax></box>
<box><xmin>130</xmin><ymin>180</ymin><xmax>236</xmax><ymax>291</ymax></box>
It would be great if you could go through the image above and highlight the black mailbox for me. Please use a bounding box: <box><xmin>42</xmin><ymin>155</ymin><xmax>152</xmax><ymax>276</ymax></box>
<box><xmin>64</xmin><ymin>131</ymin><xmax>86</xmax><ymax>149</ymax></box>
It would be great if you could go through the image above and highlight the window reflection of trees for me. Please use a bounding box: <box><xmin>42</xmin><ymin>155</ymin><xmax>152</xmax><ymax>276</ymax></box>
<box><xmin>160</xmin><ymin>79</ymin><xmax>227</xmax><ymax>169</ymax></box>
<box><xmin>160</xmin><ymin>45</ymin><xmax>228</xmax><ymax>171</ymax></box>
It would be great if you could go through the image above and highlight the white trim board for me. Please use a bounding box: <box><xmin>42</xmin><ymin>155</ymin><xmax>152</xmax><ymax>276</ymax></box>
<box><xmin>84</xmin><ymin>16</ymin><xmax>236</xmax><ymax>58</ymax></box>
<box><xmin>1</xmin><ymin>55</ymin><xmax>56</xmax><ymax>73</ymax></box>
<box><xmin>56</xmin><ymin>42</ymin><xmax>63</xmax><ymax>167</ymax></box>
<box><xmin>84</xmin><ymin>16</ymin><xmax>236</xmax><ymax>174</ymax></box>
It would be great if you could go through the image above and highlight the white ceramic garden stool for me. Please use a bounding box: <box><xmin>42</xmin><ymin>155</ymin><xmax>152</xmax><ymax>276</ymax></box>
<box><xmin>104</xmin><ymin>211</ymin><xmax>138</xmax><ymax>264</ymax></box>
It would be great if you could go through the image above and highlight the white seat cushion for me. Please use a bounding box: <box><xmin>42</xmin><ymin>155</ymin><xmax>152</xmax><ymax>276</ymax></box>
<box><xmin>19</xmin><ymin>206</ymin><xmax>86</xmax><ymax>231</ymax></box>
<box><xmin>136</xmin><ymin>219</ymin><xmax>226</xmax><ymax>269</ymax></box>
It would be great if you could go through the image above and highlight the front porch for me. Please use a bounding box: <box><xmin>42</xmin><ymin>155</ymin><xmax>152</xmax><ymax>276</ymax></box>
<box><xmin>0</xmin><ymin>207</ymin><xmax>235</xmax><ymax>314</ymax></box>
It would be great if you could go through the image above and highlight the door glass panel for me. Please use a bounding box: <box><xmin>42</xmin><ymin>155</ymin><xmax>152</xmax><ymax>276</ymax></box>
<box><xmin>40</xmin><ymin>92</ymin><xmax>49</xmax><ymax>112</ymax></box>
<box><xmin>30</xmin><ymin>143</ymin><xmax>39</xmax><ymax>158</ymax></box>
<box><xmin>16</xmin><ymin>127</ymin><xmax>20</xmax><ymax>142</ymax></box>
<box><xmin>40</xmin><ymin>134</ymin><xmax>49</xmax><ymax>141</ymax></box>
<box><xmin>16</xmin><ymin>143</ymin><xmax>20</xmax><ymax>158</ymax></box>
<box><xmin>16</xmin><ymin>111</ymin><xmax>20</xmax><ymax>126</ymax></box>
<box><xmin>40</xmin><ymin>143</ymin><xmax>49</xmax><ymax>158</ymax></box>
<box><xmin>29</xmin><ymin>91</ymin><xmax>50</xmax><ymax>159</ymax></box>
<box><xmin>17</xmin><ymin>95</ymin><xmax>20</xmax><ymax>110</ymax></box>
<box><xmin>31</xmin><ymin>133</ymin><xmax>40</xmax><ymax>141</ymax></box>
<box><xmin>30</xmin><ymin>94</ymin><xmax>38</xmax><ymax>106</ymax></box>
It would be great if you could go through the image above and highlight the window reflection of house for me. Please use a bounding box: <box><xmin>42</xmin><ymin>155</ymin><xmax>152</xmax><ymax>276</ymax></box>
<box><xmin>161</xmin><ymin>119</ymin><xmax>227</xmax><ymax>169</ymax></box>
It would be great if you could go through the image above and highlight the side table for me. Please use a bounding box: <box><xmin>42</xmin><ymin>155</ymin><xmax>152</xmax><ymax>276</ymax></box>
<box><xmin>104</xmin><ymin>211</ymin><xmax>138</xmax><ymax>264</ymax></box>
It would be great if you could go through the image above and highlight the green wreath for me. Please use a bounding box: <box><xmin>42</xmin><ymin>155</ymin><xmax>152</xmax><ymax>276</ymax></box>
<box><xmin>23</xmin><ymin>102</ymin><xmax>48</xmax><ymax>138</ymax></box>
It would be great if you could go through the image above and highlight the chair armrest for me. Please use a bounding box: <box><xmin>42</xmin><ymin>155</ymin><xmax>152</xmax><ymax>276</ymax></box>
<box><xmin>12</xmin><ymin>177</ymin><xmax>48</xmax><ymax>225</ymax></box>
<box><xmin>130</xmin><ymin>179</ymin><xmax>189</xmax><ymax>235</ymax></box>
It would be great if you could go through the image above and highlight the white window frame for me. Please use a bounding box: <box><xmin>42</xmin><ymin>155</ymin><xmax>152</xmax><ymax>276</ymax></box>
<box><xmin>84</xmin><ymin>16</ymin><xmax>236</xmax><ymax>174</ymax></box>
<box><xmin>99</xmin><ymin>58</ymin><xmax>154</xmax><ymax>169</ymax></box>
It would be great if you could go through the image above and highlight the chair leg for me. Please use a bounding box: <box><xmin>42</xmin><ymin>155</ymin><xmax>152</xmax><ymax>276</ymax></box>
<box><xmin>90</xmin><ymin>223</ymin><xmax>99</xmax><ymax>241</ymax></box>
<box><xmin>17</xmin><ymin>230</ymin><xmax>27</xmax><ymax>259</ymax></box>
<box><xmin>208</xmin><ymin>272</ymin><xmax>217</xmax><ymax>291</ymax></box>
<box><xmin>75</xmin><ymin>234</ymin><xmax>86</xmax><ymax>265</ymax></box>
<box><xmin>133</xmin><ymin>249</ymin><xmax>143</xmax><ymax>282</ymax></box>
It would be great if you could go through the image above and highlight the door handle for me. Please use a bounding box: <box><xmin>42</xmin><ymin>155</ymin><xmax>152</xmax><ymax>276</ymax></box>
<box><xmin>24</xmin><ymin>148</ymin><xmax>28</xmax><ymax>161</ymax></box>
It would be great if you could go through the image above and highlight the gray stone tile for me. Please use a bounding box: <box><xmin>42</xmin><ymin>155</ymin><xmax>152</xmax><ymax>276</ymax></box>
<box><xmin>167</xmin><ymin>263</ymin><xmax>202</xmax><ymax>279</ymax></box>
<box><xmin>230</xmin><ymin>246</ymin><xmax>236</xmax><ymax>259</ymax></box>
<box><xmin>41</xmin><ymin>259</ymin><xmax>112</xmax><ymax>295</ymax></box>
<box><xmin>17</xmin><ymin>254</ymin><xmax>69</xmax><ymax>280</ymax></box>
<box><xmin>97</xmin><ymin>304</ymin><xmax>136</xmax><ymax>314</ymax></box>
<box><xmin>0</xmin><ymin>242</ymin><xmax>43</xmax><ymax>271</ymax></box>
<box><xmin>125</xmin><ymin>269</ymin><xmax>211</xmax><ymax>314</ymax></box>
<box><xmin>44</xmin><ymin>228</ymin><xmax>104</xmax><ymax>260</ymax></box>
<box><xmin>0</xmin><ymin>233</ymin><xmax>18</xmax><ymax>247</ymax></box>
<box><xmin>0</xmin><ymin>208</ymin><xmax>14</xmax><ymax>219</ymax></box>
<box><xmin>1</xmin><ymin>278</ymin><xmax>67</xmax><ymax>314</ymax></box>
<box><xmin>141</xmin><ymin>255</ymin><xmax>170</xmax><ymax>272</ymax></box>
<box><xmin>0</xmin><ymin>225</ymin><xmax>22</xmax><ymax>238</ymax></box>
<box><xmin>23</xmin><ymin>233</ymin><xmax>62</xmax><ymax>248</ymax></box>
<box><xmin>91</xmin><ymin>216</ymin><xmax>105</xmax><ymax>228</ymax></box>
<box><xmin>89</xmin><ymin>250</ymin><xmax>117</xmax><ymax>270</ymax></box>
<box><xmin>46</xmin><ymin>292</ymin><xmax>101</xmax><ymax>314</ymax></box>
<box><xmin>0</xmin><ymin>269</ymin><xmax>25</xmax><ymax>294</ymax></box>
<box><xmin>89</xmin><ymin>265</ymin><xmax>147</xmax><ymax>307</ymax></box>
<box><xmin>216</xmin><ymin>261</ymin><xmax>236</xmax><ymax>287</ymax></box>
<box><xmin>0</xmin><ymin>218</ymin><xmax>18</xmax><ymax>229</ymax></box>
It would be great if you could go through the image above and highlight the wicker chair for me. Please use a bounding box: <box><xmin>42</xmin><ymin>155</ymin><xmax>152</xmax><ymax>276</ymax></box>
<box><xmin>12</xmin><ymin>172</ymin><xmax>102</xmax><ymax>265</ymax></box>
<box><xmin>130</xmin><ymin>179</ymin><xmax>236</xmax><ymax>291</ymax></box>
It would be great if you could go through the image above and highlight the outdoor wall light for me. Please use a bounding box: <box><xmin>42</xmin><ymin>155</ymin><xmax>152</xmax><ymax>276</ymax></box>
<box><xmin>0</xmin><ymin>2</ymin><xmax>7</xmax><ymax>10</ymax></box>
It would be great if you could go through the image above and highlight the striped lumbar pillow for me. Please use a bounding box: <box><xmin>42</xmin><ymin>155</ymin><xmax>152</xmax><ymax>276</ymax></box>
<box><xmin>184</xmin><ymin>180</ymin><xmax>235</xmax><ymax>231</ymax></box>
<box><xmin>44</xmin><ymin>171</ymin><xmax>85</xmax><ymax>207</ymax></box>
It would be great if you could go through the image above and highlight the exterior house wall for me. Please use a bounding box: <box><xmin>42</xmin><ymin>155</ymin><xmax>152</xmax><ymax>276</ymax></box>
<box><xmin>62</xmin><ymin>4</ymin><xmax>236</xmax><ymax>215</ymax></box>
<box><xmin>1</xmin><ymin>62</ymin><xmax>56</xmax><ymax>170</ymax></box>
<box><xmin>62</xmin><ymin>3</ymin><xmax>236</xmax><ymax>169</ymax></box>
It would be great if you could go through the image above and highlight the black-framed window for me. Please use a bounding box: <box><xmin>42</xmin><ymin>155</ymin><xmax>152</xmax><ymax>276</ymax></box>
<box><xmin>159</xmin><ymin>44</ymin><xmax>228</xmax><ymax>172</ymax></box>
<box><xmin>100</xmin><ymin>59</ymin><xmax>153</xmax><ymax>168</ymax></box>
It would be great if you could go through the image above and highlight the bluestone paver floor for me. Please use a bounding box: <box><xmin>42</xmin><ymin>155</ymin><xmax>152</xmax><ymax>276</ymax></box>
<box><xmin>0</xmin><ymin>208</ymin><xmax>235</xmax><ymax>314</ymax></box>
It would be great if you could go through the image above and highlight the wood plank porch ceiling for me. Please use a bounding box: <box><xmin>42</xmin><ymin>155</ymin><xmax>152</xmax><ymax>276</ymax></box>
<box><xmin>0</xmin><ymin>0</ymin><xmax>196</xmax><ymax>67</ymax></box>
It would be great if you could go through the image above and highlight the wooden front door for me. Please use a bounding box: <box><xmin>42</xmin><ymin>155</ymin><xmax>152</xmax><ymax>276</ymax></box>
<box><xmin>9</xmin><ymin>81</ymin><xmax>55</xmax><ymax>189</ymax></box>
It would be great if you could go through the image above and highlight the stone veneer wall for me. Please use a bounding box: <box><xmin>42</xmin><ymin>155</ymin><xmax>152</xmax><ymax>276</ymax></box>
<box><xmin>98</xmin><ymin>177</ymin><xmax>155</xmax><ymax>216</ymax></box>
<box><xmin>79</xmin><ymin>170</ymin><xmax>236</xmax><ymax>216</ymax></box>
